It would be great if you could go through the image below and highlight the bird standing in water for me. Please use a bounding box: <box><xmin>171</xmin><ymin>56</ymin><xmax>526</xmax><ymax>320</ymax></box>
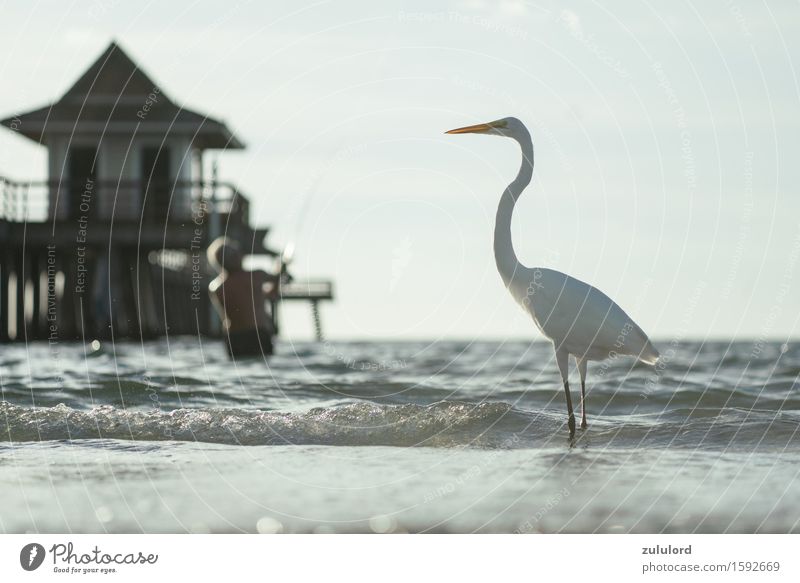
<box><xmin>446</xmin><ymin>117</ymin><xmax>659</xmax><ymax>437</ymax></box>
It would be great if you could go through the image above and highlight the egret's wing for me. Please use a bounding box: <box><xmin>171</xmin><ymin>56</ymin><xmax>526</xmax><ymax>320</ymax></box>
<box><xmin>527</xmin><ymin>269</ymin><xmax>656</xmax><ymax>360</ymax></box>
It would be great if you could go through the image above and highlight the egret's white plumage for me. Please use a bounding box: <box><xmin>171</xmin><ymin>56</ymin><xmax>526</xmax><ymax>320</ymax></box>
<box><xmin>447</xmin><ymin>117</ymin><xmax>659</xmax><ymax>436</ymax></box>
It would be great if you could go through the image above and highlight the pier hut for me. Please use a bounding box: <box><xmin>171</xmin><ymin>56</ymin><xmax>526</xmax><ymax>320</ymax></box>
<box><xmin>0</xmin><ymin>41</ymin><xmax>333</xmax><ymax>342</ymax></box>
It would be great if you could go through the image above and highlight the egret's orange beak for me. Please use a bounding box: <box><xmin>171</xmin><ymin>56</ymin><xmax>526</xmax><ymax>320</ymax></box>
<box><xmin>445</xmin><ymin>122</ymin><xmax>495</xmax><ymax>135</ymax></box>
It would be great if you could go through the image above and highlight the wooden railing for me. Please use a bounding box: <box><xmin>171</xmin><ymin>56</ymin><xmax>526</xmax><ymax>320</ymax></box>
<box><xmin>0</xmin><ymin>176</ymin><xmax>250</xmax><ymax>224</ymax></box>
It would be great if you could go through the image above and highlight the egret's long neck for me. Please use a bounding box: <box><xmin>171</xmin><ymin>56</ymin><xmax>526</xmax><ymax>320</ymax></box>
<box><xmin>494</xmin><ymin>129</ymin><xmax>533</xmax><ymax>285</ymax></box>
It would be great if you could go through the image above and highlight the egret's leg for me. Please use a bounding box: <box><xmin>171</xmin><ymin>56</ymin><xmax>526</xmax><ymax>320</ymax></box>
<box><xmin>555</xmin><ymin>348</ymin><xmax>575</xmax><ymax>437</ymax></box>
<box><xmin>577</xmin><ymin>358</ymin><xmax>588</xmax><ymax>430</ymax></box>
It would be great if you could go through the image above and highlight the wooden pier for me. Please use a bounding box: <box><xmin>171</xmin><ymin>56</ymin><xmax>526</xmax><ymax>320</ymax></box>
<box><xmin>0</xmin><ymin>177</ymin><xmax>333</xmax><ymax>342</ymax></box>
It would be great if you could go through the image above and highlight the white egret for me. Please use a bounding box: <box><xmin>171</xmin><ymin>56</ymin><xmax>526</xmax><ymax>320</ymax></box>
<box><xmin>447</xmin><ymin>117</ymin><xmax>659</xmax><ymax>437</ymax></box>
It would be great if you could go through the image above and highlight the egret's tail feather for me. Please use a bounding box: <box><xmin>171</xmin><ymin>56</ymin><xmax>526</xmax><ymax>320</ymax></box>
<box><xmin>638</xmin><ymin>342</ymin><xmax>660</xmax><ymax>366</ymax></box>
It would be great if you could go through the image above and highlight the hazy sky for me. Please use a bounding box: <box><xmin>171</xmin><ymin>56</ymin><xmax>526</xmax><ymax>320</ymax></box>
<box><xmin>1</xmin><ymin>0</ymin><xmax>799</xmax><ymax>341</ymax></box>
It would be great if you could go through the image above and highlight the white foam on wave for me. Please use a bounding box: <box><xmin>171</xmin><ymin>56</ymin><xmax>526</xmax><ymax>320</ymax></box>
<box><xmin>0</xmin><ymin>400</ymin><xmax>530</xmax><ymax>447</ymax></box>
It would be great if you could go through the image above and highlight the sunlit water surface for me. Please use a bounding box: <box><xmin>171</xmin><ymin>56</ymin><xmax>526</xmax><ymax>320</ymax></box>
<box><xmin>1</xmin><ymin>339</ymin><xmax>798</xmax><ymax>533</ymax></box>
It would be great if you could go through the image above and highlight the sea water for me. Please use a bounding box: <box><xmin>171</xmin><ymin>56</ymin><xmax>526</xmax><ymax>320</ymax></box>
<box><xmin>0</xmin><ymin>339</ymin><xmax>798</xmax><ymax>532</ymax></box>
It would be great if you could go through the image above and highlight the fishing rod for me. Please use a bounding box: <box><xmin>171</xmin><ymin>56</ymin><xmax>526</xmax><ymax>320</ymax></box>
<box><xmin>271</xmin><ymin>142</ymin><xmax>343</xmax><ymax>279</ymax></box>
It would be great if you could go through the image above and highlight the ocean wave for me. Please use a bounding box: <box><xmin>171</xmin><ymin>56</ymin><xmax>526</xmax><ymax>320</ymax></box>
<box><xmin>2</xmin><ymin>399</ymin><xmax>796</xmax><ymax>451</ymax></box>
<box><xmin>0</xmin><ymin>400</ymin><xmax>531</xmax><ymax>447</ymax></box>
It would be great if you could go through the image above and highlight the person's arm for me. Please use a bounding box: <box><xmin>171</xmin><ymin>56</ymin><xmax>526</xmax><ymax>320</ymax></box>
<box><xmin>259</xmin><ymin>270</ymin><xmax>281</xmax><ymax>300</ymax></box>
<box><xmin>208</xmin><ymin>277</ymin><xmax>230</xmax><ymax>329</ymax></box>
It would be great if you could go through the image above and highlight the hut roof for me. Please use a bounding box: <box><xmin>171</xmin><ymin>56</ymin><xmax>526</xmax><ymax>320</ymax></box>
<box><xmin>0</xmin><ymin>41</ymin><xmax>244</xmax><ymax>149</ymax></box>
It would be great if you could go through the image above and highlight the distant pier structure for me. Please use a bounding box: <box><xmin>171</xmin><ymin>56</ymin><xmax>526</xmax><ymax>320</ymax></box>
<box><xmin>0</xmin><ymin>41</ymin><xmax>333</xmax><ymax>343</ymax></box>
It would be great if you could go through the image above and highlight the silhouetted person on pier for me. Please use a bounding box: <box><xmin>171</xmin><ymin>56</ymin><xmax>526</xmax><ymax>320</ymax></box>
<box><xmin>207</xmin><ymin>237</ymin><xmax>280</xmax><ymax>358</ymax></box>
